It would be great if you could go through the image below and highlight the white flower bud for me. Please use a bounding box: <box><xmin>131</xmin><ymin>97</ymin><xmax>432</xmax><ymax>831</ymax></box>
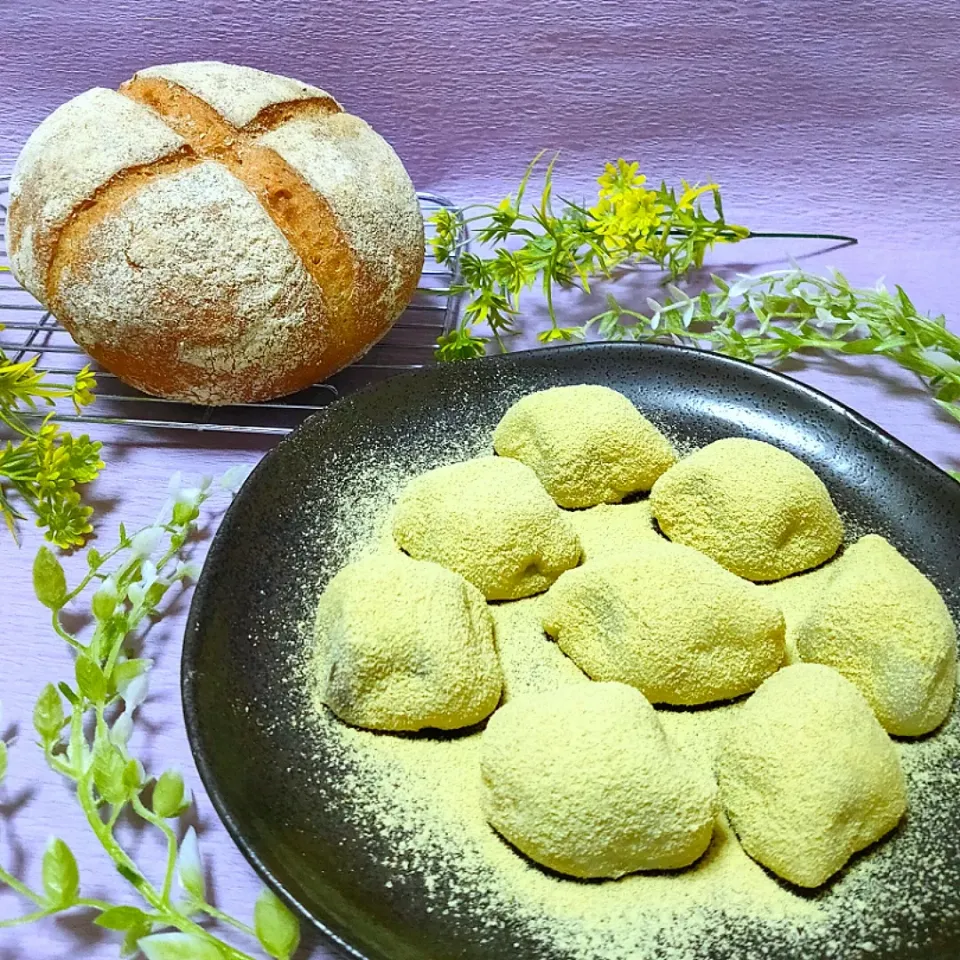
<box><xmin>218</xmin><ymin>465</ymin><xmax>250</xmax><ymax>494</ymax></box>
<box><xmin>118</xmin><ymin>673</ymin><xmax>150</xmax><ymax>711</ymax></box>
<box><xmin>176</xmin><ymin>487</ymin><xmax>203</xmax><ymax>508</ymax></box>
<box><xmin>140</xmin><ymin>560</ymin><xmax>158</xmax><ymax>588</ymax></box>
<box><xmin>110</xmin><ymin>711</ymin><xmax>134</xmax><ymax>748</ymax></box>
<box><xmin>130</xmin><ymin>526</ymin><xmax>163</xmax><ymax>559</ymax></box>
<box><xmin>175</xmin><ymin>826</ymin><xmax>206</xmax><ymax>908</ymax></box>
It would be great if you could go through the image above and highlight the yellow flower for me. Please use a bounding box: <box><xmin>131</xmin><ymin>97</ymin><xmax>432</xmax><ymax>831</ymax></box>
<box><xmin>588</xmin><ymin>185</ymin><xmax>663</xmax><ymax>254</ymax></box>
<box><xmin>677</xmin><ymin>179</ymin><xmax>719</xmax><ymax>212</ymax></box>
<box><xmin>588</xmin><ymin>158</ymin><xmax>664</xmax><ymax>256</ymax></box>
<box><xmin>597</xmin><ymin>159</ymin><xmax>647</xmax><ymax>200</ymax></box>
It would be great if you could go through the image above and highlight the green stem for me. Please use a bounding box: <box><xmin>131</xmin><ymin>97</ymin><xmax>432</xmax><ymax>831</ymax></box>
<box><xmin>0</xmin><ymin>865</ymin><xmax>45</xmax><ymax>907</ymax></box>
<box><xmin>43</xmin><ymin>749</ymin><xmax>75</xmax><ymax>779</ymax></box>
<box><xmin>76</xmin><ymin>778</ymin><xmax>254</xmax><ymax>960</ymax></box>
<box><xmin>0</xmin><ymin>407</ymin><xmax>36</xmax><ymax>440</ymax></box>
<box><xmin>130</xmin><ymin>797</ymin><xmax>178</xmax><ymax>904</ymax></box>
<box><xmin>61</xmin><ymin>540</ymin><xmax>130</xmax><ymax>605</ymax></box>
<box><xmin>75</xmin><ymin>897</ymin><xmax>119</xmax><ymax>912</ymax></box>
<box><xmin>51</xmin><ymin>611</ymin><xmax>85</xmax><ymax>653</ymax></box>
<box><xmin>199</xmin><ymin>903</ymin><xmax>258</xmax><ymax>939</ymax></box>
<box><xmin>0</xmin><ymin>907</ymin><xmax>56</xmax><ymax>928</ymax></box>
<box><xmin>543</xmin><ymin>247</ymin><xmax>560</xmax><ymax>334</ymax></box>
<box><xmin>744</xmin><ymin>229</ymin><xmax>858</xmax><ymax>244</ymax></box>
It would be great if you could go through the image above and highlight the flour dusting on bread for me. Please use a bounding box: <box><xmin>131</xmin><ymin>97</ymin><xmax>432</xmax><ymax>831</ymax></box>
<box><xmin>6</xmin><ymin>61</ymin><xmax>425</xmax><ymax>405</ymax></box>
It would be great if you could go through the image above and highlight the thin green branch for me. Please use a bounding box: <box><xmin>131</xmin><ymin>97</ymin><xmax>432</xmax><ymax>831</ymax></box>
<box><xmin>0</xmin><ymin>907</ymin><xmax>56</xmax><ymax>929</ymax></box>
<box><xmin>0</xmin><ymin>476</ymin><xmax>294</xmax><ymax>959</ymax></box>
<box><xmin>199</xmin><ymin>903</ymin><xmax>258</xmax><ymax>939</ymax></box>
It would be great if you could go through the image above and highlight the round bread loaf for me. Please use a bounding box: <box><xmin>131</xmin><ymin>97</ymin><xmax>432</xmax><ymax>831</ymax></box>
<box><xmin>5</xmin><ymin>61</ymin><xmax>425</xmax><ymax>404</ymax></box>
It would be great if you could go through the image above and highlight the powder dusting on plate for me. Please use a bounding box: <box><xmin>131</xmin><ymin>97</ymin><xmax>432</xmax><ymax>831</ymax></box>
<box><xmin>284</xmin><ymin>412</ymin><xmax>960</xmax><ymax>960</ymax></box>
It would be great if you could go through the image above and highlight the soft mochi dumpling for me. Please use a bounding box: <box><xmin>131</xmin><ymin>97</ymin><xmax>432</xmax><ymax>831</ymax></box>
<box><xmin>314</xmin><ymin>553</ymin><xmax>502</xmax><ymax>731</ymax></box>
<box><xmin>650</xmin><ymin>437</ymin><xmax>843</xmax><ymax>581</ymax></box>
<box><xmin>758</xmin><ymin>560</ymin><xmax>840</xmax><ymax>665</ymax></box>
<box><xmin>480</xmin><ymin>682</ymin><xmax>718</xmax><ymax>878</ymax></box>
<box><xmin>718</xmin><ymin>664</ymin><xmax>906</xmax><ymax>888</ymax></box>
<box><xmin>565</xmin><ymin>500</ymin><xmax>662</xmax><ymax>564</ymax></box>
<box><xmin>492</xmin><ymin>385</ymin><xmax>677</xmax><ymax>508</ymax></box>
<box><xmin>543</xmin><ymin>541</ymin><xmax>785</xmax><ymax>705</ymax></box>
<box><xmin>392</xmin><ymin>456</ymin><xmax>581</xmax><ymax>600</ymax></box>
<box><xmin>796</xmin><ymin>535</ymin><xmax>957</xmax><ymax>736</ymax></box>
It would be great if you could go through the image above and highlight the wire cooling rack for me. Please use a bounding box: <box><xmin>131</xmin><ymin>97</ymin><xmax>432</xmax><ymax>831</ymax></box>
<box><xmin>0</xmin><ymin>174</ymin><xmax>465</xmax><ymax>435</ymax></box>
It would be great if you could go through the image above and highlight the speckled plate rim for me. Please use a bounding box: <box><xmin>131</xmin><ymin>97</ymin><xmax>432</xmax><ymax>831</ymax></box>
<box><xmin>181</xmin><ymin>341</ymin><xmax>960</xmax><ymax>960</ymax></box>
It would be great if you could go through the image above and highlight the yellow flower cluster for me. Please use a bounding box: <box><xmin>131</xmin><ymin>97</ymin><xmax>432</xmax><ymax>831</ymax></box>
<box><xmin>588</xmin><ymin>159</ymin><xmax>664</xmax><ymax>254</ymax></box>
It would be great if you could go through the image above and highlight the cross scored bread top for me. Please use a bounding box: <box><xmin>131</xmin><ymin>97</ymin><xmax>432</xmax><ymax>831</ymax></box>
<box><xmin>6</xmin><ymin>61</ymin><xmax>424</xmax><ymax>404</ymax></box>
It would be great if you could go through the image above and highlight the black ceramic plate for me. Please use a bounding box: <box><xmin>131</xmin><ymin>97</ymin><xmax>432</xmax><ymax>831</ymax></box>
<box><xmin>183</xmin><ymin>343</ymin><xmax>960</xmax><ymax>960</ymax></box>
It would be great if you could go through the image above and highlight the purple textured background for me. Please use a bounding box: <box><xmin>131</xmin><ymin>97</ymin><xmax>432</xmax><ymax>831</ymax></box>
<box><xmin>2</xmin><ymin>2</ymin><xmax>960</xmax><ymax>958</ymax></box>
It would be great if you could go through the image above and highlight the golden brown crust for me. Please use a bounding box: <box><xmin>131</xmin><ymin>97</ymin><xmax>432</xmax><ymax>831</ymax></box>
<box><xmin>12</xmin><ymin>64</ymin><xmax>424</xmax><ymax>404</ymax></box>
<box><xmin>45</xmin><ymin>150</ymin><xmax>198</xmax><ymax>307</ymax></box>
<box><xmin>48</xmin><ymin>161</ymin><xmax>332</xmax><ymax>404</ymax></box>
<box><xmin>244</xmin><ymin>95</ymin><xmax>342</xmax><ymax>133</ymax></box>
<box><xmin>5</xmin><ymin>87</ymin><xmax>190</xmax><ymax>301</ymax></box>
<box><xmin>118</xmin><ymin>75</ymin><xmax>381</xmax><ymax>385</ymax></box>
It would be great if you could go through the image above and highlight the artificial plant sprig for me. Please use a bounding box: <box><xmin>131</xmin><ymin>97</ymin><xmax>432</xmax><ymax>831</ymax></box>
<box><xmin>0</xmin><ymin>468</ymin><xmax>301</xmax><ymax>960</ymax></box>
<box><xmin>578</xmin><ymin>267</ymin><xmax>960</xmax><ymax>478</ymax></box>
<box><xmin>429</xmin><ymin>155</ymin><xmax>857</xmax><ymax>361</ymax></box>
<box><xmin>0</xmin><ymin>330</ymin><xmax>103</xmax><ymax>548</ymax></box>
<box><xmin>430</xmin><ymin>155</ymin><xmax>753</xmax><ymax>359</ymax></box>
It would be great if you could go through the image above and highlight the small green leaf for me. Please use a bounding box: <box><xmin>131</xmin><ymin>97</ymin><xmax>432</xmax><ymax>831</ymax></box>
<box><xmin>255</xmin><ymin>888</ymin><xmax>301</xmax><ymax>960</ymax></box>
<box><xmin>111</xmin><ymin>658</ymin><xmax>152</xmax><ymax>698</ymax></box>
<box><xmin>91</xmin><ymin>579</ymin><xmax>117</xmax><ymax>620</ymax></box>
<box><xmin>152</xmin><ymin>769</ymin><xmax>190</xmax><ymax>818</ymax></box>
<box><xmin>936</xmin><ymin>399</ymin><xmax>960</xmax><ymax>425</ymax></box>
<box><xmin>42</xmin><ymin>837</ymin><xmax>79</xmax><ymax>908</ymax></box>
<box><xmin>75</xmin><ymin>655</ymin><xmax>107</xmax><ymax>703</ymax></box>
<box><xmin>93</xmin><ymin>742</ymin><xmax>128</xmax><ymax>805</ymax></box>
<box><xmin>536</xmin><ymin>327</ymin><xmax>577</xmax><ymax>344</ymax></box>
<box><xmin>118</xmin><ymin>522</ymin><xmax>128</xmax><ymax>544</ymax></box>
<box><xmin>58</xmin><ymin>682</ymin><xmax>80</xmax><ymax>707</ymax></box>
<box><xmin>840</xmin><ymin>337</ymin><xmax>884</xmax><ymax>355</ymax></box>
<box><xmin>33</xmin><ymin>683</ymin><xmax>65</xmax><ymax>742</ymax></box>
<box><xmin>94</xmin><ymin>904</ymin><xmax>151</xmax><ymax>931</ymax></box>
<box><xmin>33</xmin><ymin>547</ymin><xmax>67</xmax><ymax>610</ymax></box>
<box><xmin>121</xmin><ymin>918</ymin><xmax>154</xmax><ymax>957</ymax></box>
<box><xmin>172</xmin><ymin>502</ymin><xmax>199</xmax><ymax>526</ymax></box>
<box><xmin>86</xmin><ymin>547</ymin><xmax>102</xmax><ymax>570</ymax></box>
<box><xmin>0</xmin><ymin>742</ymin><xmax>8</xmax><ymax>783</ymax></box>
<box><xmin>145</xmin><ymin>580</ymin><xmax>169</xmax><ymax>609</ymax></box>
<box><xmin>138</xmin><ymin>932</ymin><xmax>223</xmax><ymax>960</ymax></box>
<box><xmin>122</xmin><ymin>759</ymin><xmax>143</xmax><ymax>793</ymax></box>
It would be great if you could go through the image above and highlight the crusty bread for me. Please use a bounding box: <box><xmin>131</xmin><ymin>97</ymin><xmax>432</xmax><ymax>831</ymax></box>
<box><xmin>5</xmin><ymin>61</ymin><xmax>425</xmax><ymax>404</ymax></box>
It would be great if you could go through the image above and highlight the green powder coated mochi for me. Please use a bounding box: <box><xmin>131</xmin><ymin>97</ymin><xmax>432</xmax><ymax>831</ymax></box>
<box><xmin>542</xmin><ymin>541</ymin><xmax>785</xmax><ymax>705</ymax></box>
<box><xmin>650</xmin><ymin>437</ymin><xmax>843</xmax><ymax>581</ymax></box>
<box><xmin>492</xmin><ymin>385</ymin><xmax>677</xmax><ymax>508</ymax></box>
<box><xmin>796</xmin><ymin>535</ymin><xmax>957</xmax><ymax>736</ymax></box>
<box><xmin>565</xmin><ymin>500</ymin><xmax>662</xmax><ymax>564</ymax></box>
<box><xmin>718</xmin><ymin>664</ymin><xmax>907</xmax><ymax>889</ymax></box>
<box><xmin>314</xmin><ymin>553</ymin><xmax>502</xmax><ymax>732</ymax></box>
<box><xmin>480</xmin><ymin>682</ymin><xmax>719</xmax><ymax>879</ymax></box>
<box><xmin>391</xmin><ymin>456</ymin><xmax>582</xmax><ymax>600</ymax></box>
